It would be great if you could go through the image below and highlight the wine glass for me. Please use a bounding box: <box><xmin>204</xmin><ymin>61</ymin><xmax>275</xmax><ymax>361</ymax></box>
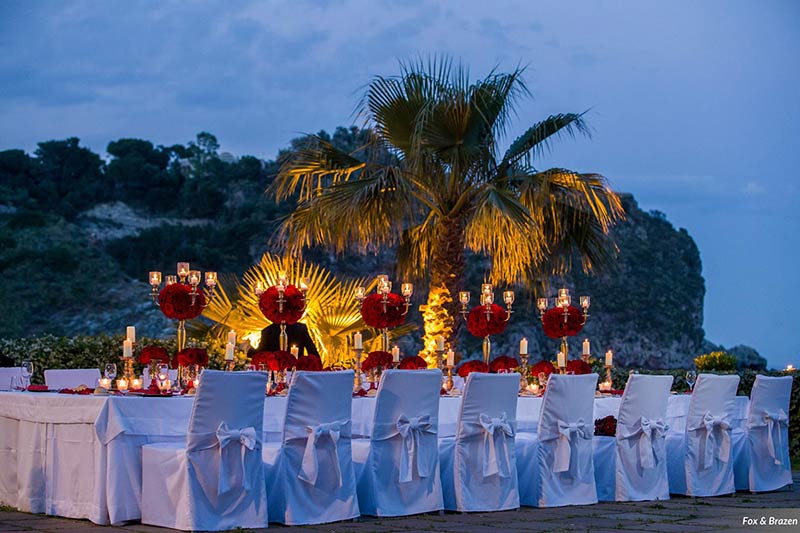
<box><xmin>105</xmin><ymin>363</ymin><xmax>117</xmax><ymax>381</ymax></box>
<box><xmin>157</xmin><ymin>363</ymin><xmax>170</xmax><ymax>391</ymax></box>
<box><xmin>686</xmin><ymin>370</ymin><xmax>697</xmax><ymax>392</ymax></box>
<box><xmin>11</xmin><ymin>375</ymin><xmax>25</xmax><ymax>391</ymax></box>
<box><xmin>21</xmin><ymin>360</ymin><xmax>34</xmax><ymax>389</ymax></box>
<box><xmin>538</xmin><ymin>372</ymin><xmax>548</xmax><ymax>388</ymax></box>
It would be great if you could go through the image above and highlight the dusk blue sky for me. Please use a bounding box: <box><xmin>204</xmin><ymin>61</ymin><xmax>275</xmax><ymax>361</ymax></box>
<box><xmin>1</xmin><ymin>0</ymin><xmax>798</xmax><ymax>368</ymax></box>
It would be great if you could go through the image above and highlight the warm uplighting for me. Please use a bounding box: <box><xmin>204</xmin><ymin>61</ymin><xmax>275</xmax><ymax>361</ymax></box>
<box><xmin>243</xmin><ymin>331</ymin><xmax>261</xmax><ymax>350</ymax></box>
<box><xmin>786</xmin><ymin>364</ymin><xmax>795</xmax><ymax>372</ymax></box>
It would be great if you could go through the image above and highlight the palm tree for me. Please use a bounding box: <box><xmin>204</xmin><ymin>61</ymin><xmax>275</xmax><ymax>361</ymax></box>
<box><xmin>271</xmin><ymin>58</ymin><xmax>624</xmax><ymax>356</ymax></box>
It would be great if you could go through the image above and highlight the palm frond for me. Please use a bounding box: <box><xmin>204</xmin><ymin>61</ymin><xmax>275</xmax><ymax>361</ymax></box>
<box><xmin>499</xmin><ymin>113</ymin><xmax>591</xmax><ymax>176</ymax></box>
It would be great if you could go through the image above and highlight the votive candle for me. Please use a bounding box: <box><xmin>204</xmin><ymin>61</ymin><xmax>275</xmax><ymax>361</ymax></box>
<box><xmin>520</xmin><ymin>337</ymin><xmax>528</xmax><ymax>355</ymax></box>
<box><xmin>131</xmin><ymin>378</ymin><xmax>142</xmax><ymax>390</ymax></box>
<box><xmin>290</xmin><ymin>345</ymin><xmax>299</xmax><ymax>357</ymax></box>
<box><xmin>116</xmin><ymin>378</ymin><xmax>128</xmax><ymax>391</ymax></box>
<box><xmin>99</xmin><ymin>378</ymin><xmax>111</xmax><ymax>389</ymax></box>
<box><xmin>531</xmin><ymin>383</ymin><xmax>540</xmax><ymax>395</ymax></box>
<box><xmin>605</xmin><ymin>349</ymin><xmax>613</xmax><ymax>367</ymax></box>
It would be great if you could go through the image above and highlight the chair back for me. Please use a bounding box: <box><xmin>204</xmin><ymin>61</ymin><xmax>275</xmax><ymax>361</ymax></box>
<box><xmin>0</xmin><ymin>367</ymin><xmax>22</xmax><ymax>390</ymax></box>
<box><xmin>687</xmin><ymin>373</ymin><xmax>740</xmax><ymax>430</ymax></box>
<box><xmin>44</xmin><ymin>368</ymin><xmax>101</xmax><ymax>389</ymax></box>
<box><xmin>744</xmin><ymin>375</ymin><xmax>793</xmax><ymax>491</ymax></box>
<box><xmin>747</xmin><ymin>375</ymin><xmax>792</xmax><ymax>428</ymax></box>
<box><xmin>617</xmin><ymin>374</ymin><xmax>673</xmax><ymax>430</ymax></box>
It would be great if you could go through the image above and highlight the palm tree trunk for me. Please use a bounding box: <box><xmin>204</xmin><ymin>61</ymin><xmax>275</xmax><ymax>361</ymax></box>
<box><xmin>420</xmin><ymin>216</ymin><xmax>467</xmax><ymax>362</ymax></box>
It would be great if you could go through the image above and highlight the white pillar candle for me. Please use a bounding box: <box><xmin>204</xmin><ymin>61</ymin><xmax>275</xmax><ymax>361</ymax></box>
<box><xmin>354</xmin><ymin>332</ymin><xmax>362</xmax><ymax>350</ymax></box>
<box><xmin>582</xmin><ymin>338</ymin><xmax>590</xmax><ymax>356</ymax></box>
<box><xmin>605</xmin><ymin>349</ymin><xmax>613</xmax><ymax>367</ymax></box>
<box><xmin>520</xmin><ymin>337</ymin><xmax>528</xmax><ymax>355</ymax></box>
<box><xmin>391</xmin><ymin>345</ymin><xmax>400</xmax><ymax>363</ymax></box>
<box><xmin>99</xmin><ymin>378</ymin><xmax>111</xmax><ymax>389</ymax></box>
<box><xmin>122</xmin><ymin>340</ymin><xmax>133</xmax><ymax>359</ymax></box>
<box><xmin>290</xmin><ymin>345</ymin><xmax>299</xmax><ymax>357</ymax></box>
<box><xmin>446</xmin><ymin>349</ymin><xmax>455</xmax><ymax>367</ymax></box>
<box><xmin>116</xmin><ymin>378</ymin><xmax>128</xmax><ymax>391</ymax></box>
<box><xmin>131</xmin><ymin>378</ymin><xmax>142</xmax><ymax>390</ymax></box>
<box><xmin>227</xmin><ymin>330</ymin><xmax>237</xmax><ymax>345</ymax></box>
<box><xmin>557</xmin><ymin>351</ymin><xmax>566</xmax><ymax>369</ymax></box>
<box><xmin>126</xmin><ymin>326</ymin><xmax>136</xmax><ymax>343</ymax></box>
<box><xmin>435</xmin><ymin>335</ymin><xmax>445</xmax><ymax>351</ymax></box>
<box><xmin>225</xmin><ymin>342</ymin><xmax>234</xmax><ymax>361</ymax></box>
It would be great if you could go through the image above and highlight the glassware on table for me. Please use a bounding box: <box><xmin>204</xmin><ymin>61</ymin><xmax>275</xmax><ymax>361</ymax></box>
<box><xmin>538</xmin><ymin>372</ymin><xmax>548</xmax><ymax>388</ymax></box>
<box><xmin>686</xmin><ymin>370</ymin><xmax>697</xmax><ymax>392</ymax></box>
<box><xmin>21</xmin><ymin>360</ymin><xmax>34</xmax><ymax>389</ymax></box>
<box><xmin>246</xmin><ymin>364</ymin><xmax>257</xmax><ymax>372</ymax></box>
<box><xmin>11</xmin><ymin>375</ymin><xmax>26</xmax><ymax>391</ymax></box>
<box><xmin>156</xmin><ymin>363</ymin><xmax>170</xmax><ymax>391</ymax></box>
<box><xmin>105</xmin><ymin>363</ymin><xmax>117</xmax><ymax>381</ymax></box>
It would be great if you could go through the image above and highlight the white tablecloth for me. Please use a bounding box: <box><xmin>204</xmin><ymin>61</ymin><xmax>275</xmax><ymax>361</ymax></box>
<box><xmin>0</xmin><ymin>390</ymin><xmax>749</xmax><ymax>525</ymax></box>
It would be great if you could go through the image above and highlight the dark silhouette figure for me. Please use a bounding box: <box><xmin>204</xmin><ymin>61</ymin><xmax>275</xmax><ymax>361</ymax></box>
<box><xmin>255</xmin><ymin>322</ymin><xmax>319</xmax><ymax>358</ymax></box>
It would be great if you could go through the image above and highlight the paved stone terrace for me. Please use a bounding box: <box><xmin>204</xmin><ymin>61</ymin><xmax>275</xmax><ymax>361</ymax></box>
<box><xmin>1</xmin><ymin>474</ymin><xmax>798</xmax><ymax>532</ymax></box>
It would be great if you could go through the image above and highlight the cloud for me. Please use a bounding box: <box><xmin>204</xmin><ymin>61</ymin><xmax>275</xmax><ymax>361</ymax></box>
<box><xmin>741</xmin><ymin>180</ymin><xmax>765</xmax><ymax>195</ymax></box>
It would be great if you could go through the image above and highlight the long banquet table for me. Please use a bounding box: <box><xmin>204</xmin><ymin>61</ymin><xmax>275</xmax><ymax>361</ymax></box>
<box><xmin>0</xmin><ymin>390</ymin><xmax>749</xmax><ymax>525</ymax></box>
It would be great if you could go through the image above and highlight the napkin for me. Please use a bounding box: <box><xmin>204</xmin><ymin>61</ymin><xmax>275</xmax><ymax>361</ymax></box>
<box><xmin>27</xmin><ymin>385</ymin><xmax>49</xmax><ymax>392</ymax></box>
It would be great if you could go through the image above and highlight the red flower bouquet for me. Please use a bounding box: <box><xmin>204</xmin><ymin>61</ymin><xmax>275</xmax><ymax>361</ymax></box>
<box><xmin>176</xmin><ymin>347</ymin><xmax>209</xmax><ymax>367</ymax></box>
<box><xmin>594</xmin><ymin>415</ymin><xmax>617</xmax><ymax>437</ymax></box>
<box><xmin>250</xmin><ymin>351</ymin><xmax>272</xmax><ymax>368</ymax></box>
<box><xmin>530</xmin><ymin>360</ymin><xmax>556</xmax><ymax>377</ymax></box>
<box><xmin>266</xmin><ymin>350</ymin><xmax>297</xmax><ymax>372</ymax></box>
<box><xmin>139</xmin><ymin>345</ymin><xmax>170</xmax><ymax>365</ymax></box>
<box><xmin>566</xmin><ymin>359</ymin><xmax>592</xmax><ymax>375</ymax></box>
<box><xmin>258</xmin><ymin>285</ymin><xmax>305</xmax><ymax>325</ymax></box>
<box><xmin>466</xmin><ymin>304</ymin><xmax>508</xmax><ymax>337</ymax></box>
<box><xmin>541</xmin><ymin>305</ymin><xmax>584</xmax><ymax>339</ymax></box>
<box><xmin>457</xmin><ymin>359</ymin><xmax>490</xmax><ymax>378</ymax></box>
<box><xmin>398</xmin><ymin>355</ymin><xmax>428</xmax><ymax>370</ymax></box>
<box><xmin>295</xmin><ymin>354</ymin><xmax>323</xmax><ymax>371</ymax></box>
<box><xmin>361</xmin><ymin>350</ymin><xmax>392</xmax><ymax>372</ymax></box>
<box><xmin>360</xmin><ymin>293</ymin><xmax>407</xmax><ymax>329</ymax></box>
<box><xmin>489</xmin><ymin>355</ymin><xmax>519</xmax><ymax>373</ymax></box>
<box><xmin>157</xmin><ymin>283</ymin><xmax>206</xmax><ymax>320</ymax></box>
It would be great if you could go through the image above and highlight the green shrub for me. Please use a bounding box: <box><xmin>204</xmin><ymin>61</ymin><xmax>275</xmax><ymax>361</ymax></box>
<box><xmin>694</xmin><ymin>351</ymin><xmax>737</xmax><ymax>372</ymax></box>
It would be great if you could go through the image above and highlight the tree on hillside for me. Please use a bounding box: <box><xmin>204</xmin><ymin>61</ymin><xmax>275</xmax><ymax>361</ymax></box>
<box><xmin>106</xmin><ymin>138</ymin><xmax>181</xmax><ymax>212</ymax></box>
<box><xmin>271</xmin><ymin>59</ymin><xmax>625</xmax><ymax>356</ymax></box>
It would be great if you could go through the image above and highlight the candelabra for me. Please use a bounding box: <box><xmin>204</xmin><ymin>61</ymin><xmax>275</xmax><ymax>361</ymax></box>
<box><xmin>149</xmin><ymin>262</ymin><xmax>218</xmax><ymax>351</ymax></box>
<box><xmin>536</xmin><ymin>287</ymin><xmax>590</xmax><ymax>362</ymax></box>
<box><xmin>519</xmin><ymin>351</ymin><xmax>529</xmax><ymax>393</ymax></box>
<box><xmin>458</xmin><ymin>283</ymin><xmax>514</xmax><ymax>364</ymax></box>
<box><xmin>353</xmin><ymin>348</ymin><xmax>364</xmax><ymax>393</ymax></box>
<box><xmin>254</xmin><ymin>271</ymin><xmax>309</xmax><ymax>351</ymax></box>
<box><xmin>355</xmin><ymin>275</ymin><xmax>413</xmax><ymax>352</ymax></box>
<box><xmin>445</xmin><ymin>364</ymin><xmax>454</xmax><ymax>392</ymax></box>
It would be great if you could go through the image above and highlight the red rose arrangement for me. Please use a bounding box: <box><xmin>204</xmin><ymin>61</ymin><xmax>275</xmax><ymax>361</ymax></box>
<box><xmin>594</xmin><ymin>415</ymin><xmax>617</xmax><ymax>437</ymax></box>
<box><xmin>258</xmin><ymin>285</ymin><xmax>305</xmax><ymax>325</ymax></box>
<box><xmin>457</xmin><ymin>359</ymin><xmax>490</xmax><ymax>378</ymax></box>
<box><xmin>398</xmin><ymin>355</ymin><xmax>428</xmax><ymax>370</ymax></box>
<box><xmin>541</xmin><ymin>305</ymin><xmax>584</xmax><ymax>339</ymax></box>
<box><xmin>138</xmin><ymin>345</ymin><xmax>171</xmax><ymax>365</ymax></box>
<box><xmin>530</xmin><ymin>359</ymin><xmax>556</xmax><ymax>377</ymax></box>
<box><xmin>566</xmin><ymin>359</ymin><xmax>592</xmax><ymax>375</ymax></box>
<box><xmin>295</xmin><ymin>354</ymin><xmax>323</xmax><ymax>371</ymax></box>
<box><xmin>265</xmin><ymin>350</ymin><xmax>297</xmax><ymax>372</ymax></box>
<box><xmin>157</xmin><ymin>283</ymin><xmax>206</xmax><ymax>320</ymax></box>
<box><xmin>250</xmin><ymin>351</ymin><xmax>271</xmax><ymax>368</ymax></box>
<box><xmin>360</xmin><ymin>293</ymin><xmax>407</xmax><ymax>329</ymax></box>
<box><xmin>176</xmin><ymin>348</ymin><xmax>209</xmax><ymax>367</ymax></box>
<box><xmin>361</xmin><ymin>350</ymin><xmax>392</xmax><ymax>372</ymax></box>
<box><xmin>489</xmin><ymin>355</ymin><xmax>519</xmax><ymax>373</ymax></box>
<box><xmin>466</xmin><ymin>304</ymin><xmax>508</xmax><ymax>338</ymax></box>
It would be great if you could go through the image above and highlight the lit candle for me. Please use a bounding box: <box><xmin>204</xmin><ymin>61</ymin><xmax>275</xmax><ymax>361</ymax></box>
<box><xmin>228</xmin><ymin>330</ymin><xmax>236</xmax><ymax>345</ymax></box>
<box><xmin>459</xmin><ymin>291</ymin><xmax>470</xmax><ymax>304</ymax></box>
<box><xmin>401</xmin><ymin>282</ymin><xmax>413</xmax><ymax>297</ymax></box>
<box><xmin>177</xmin><ymin>262</ymin><xmax>189</xmax><ymax>278</ymax></box>
<box><xmin>446</xmin><ymin>349</ymin><xmax>455</xmax><ymax>367</ymax></box>
<box><xmin>192</xmin><ymin>378</ymin><xmax>200</xmax><ymax>389</ymax></box>
<box><xmin>557</xmin><ymin>351</ymin><xmax>566</xmax><ymax>369</ymax></box>
<box><xmin>189</xmin><ymin>270</ymin><xmax>201</xmax><ymax>286</ymax></box>
<box><xmin>531</xmin><ymin>383</ymin><xmax>540</xmax><ymax>395</ymax></box>
<box><xmin>503</xmin><ymin>290</ymin><xmax>514</xmax><ymax>305</ymax></box>
<box><xmin>165</xmin><ymin>275</ymin><xmax>177</xmax><ymax>286</ymax></box>
<box><xmin>391</xmin><ymin>345</ymin><xmax>400</xmax><ymax>363</ymax></box>
<box><xmin>160</xmin><ymin>379</ymin><xmax>171</xmax><ymax>391</ymax></box>
<box><xmin>131</xmin><ymin>378</ymin><xmax>142</xmax><ymax>390</ymax></box>
<box><xmin>126</xmin><ymin>326</ymin><xmax>136</xmax><ymax>344</ymax></box>
<box><xmin>149</xmin><ymin>271</ymin><xmax>162</xmax><ymax>286</ymax></box>
<box><xmin>99</xmin><ymin>378</ymin><xmax>111</xmax><ymax>389</ymax></box>
<box><xmin>116</xmin><ymin>378</ymin><xmax>128</xmax><ymax>391</ymax></box>
<box><xmin>123</xmin><ymin>340</ymin><xmax>133</xmax><ymax>359</ymax></box>
<box><xmin>787</xmin><ymin>364</ymin><xmax>795</xmax><ymax>371</ymax></box>
<box><xmin>225</xmin><ymin>342</ymin><xmax>234</xmax><ymax>361</ymax></box>
<box><xmin>582</xmin><ymin>338</ymin><xmax>590</xmax><ymax>356</ymax></box>
<box><xmin>537</xmin><ymin>297</ymin><xmax>548</xmax><ymax>311</ymax></box>
<box><xmin>605</xmin><ymin>349</ymin><xmax>613</xmax><ymax>367</ymax></box>
<box><xmin>519</xmin><ymin>337</ymin><xmax>528</xmax><ymax>355</ymax></box>
<box><xmin>435</xmin><ymin>335</ymin><xmax>445</xmax><ymax>351</ymax></box>
<box><xmin>355</xmin><ymin>286</ymin><xmax>366</xmax><ymax>300</ymax></box>
<box><xmin>290</xmin><ymin>345</ymin><xmax>299</xmax><ymax>357</ymax></box>
<box><xmin>205</xmin><ymin>271</ymin><xmax>217</xmax><ymax>288</ymax></box>
<box><xmin>254</xmin><ymin>282</ymin><xmax>265</xmax><ymax>296</ymax></box>
<box><xmin>354</xmin><ymin>332</ymin><xmax>362</xmax><ymax>350</ymax></box>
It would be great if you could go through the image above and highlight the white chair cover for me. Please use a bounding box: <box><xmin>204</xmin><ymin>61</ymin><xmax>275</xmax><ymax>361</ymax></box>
<box><xmin>44</xmin><ymin>368</ymin><xmax>100</xmax><ymax>389</ymax></box>
<box><xmin>666</xmin><ymin>373</ymin><xmax>740</xmax><ymax>496</ymax></box>
<box><xmin>263</xmin><ymin>370</ymin><xmax>359</xmax><ymax>525</ymax></box>
<box><xmin>142</xmin><ymin>366</ymin><xmax>178</xmax><ymax>388</ymax></box>
<box><xmin>518</xmin><ymin>373</ymin><xmax>598</xmax><ymax>507</ymax></box>
<box><xmin>440</xmin><ymin>372</ymin><xmax>520</xmax><ymax>512</ymax></box>
<box><xmin>141</xmin><ymin>370</ymin><xmax>269</xmax><ymax>531</ymax></box>
<box><xmin>733</xmin><ymin>375</ymin><xmax>793</xmax><ymax>492</ymax></box>
<box><xmin>0</xmin><ymin>368</ymin><xmax>22</xmax><ymax>390</ymax></box>
<box><xmin>352</xmin><ymin>369</ymin><xmax>443</xmax><ymax>516</ymax></box>
<box><xmin>593</xmin><ymin>374</ymin><xmax>673</xmax><ymax>501</ymax></box>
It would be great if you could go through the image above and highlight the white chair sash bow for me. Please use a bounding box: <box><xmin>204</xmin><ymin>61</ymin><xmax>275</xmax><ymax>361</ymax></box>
<box><xmin>395</xmin><ymin>414</ymin><xmax>437</xmax><ymax>483</ymax></box>
<box><xmin>690</xmin><ymin>412</ymin><xmax>731</xmax><ymax>470</ymax></box>
<box><xmin>619</xmin><ymin>416</ymin><xmax>669</xmax><ymax>469</ymax></box>
<box><xmin>552</xmin><ymin>418</ymin><xmax>591</xmax><ymax>475</ymax></box>
<box><xmin>214</xmin><ymin>422</ymin><xmax>258</xmax><ymax>495</ymax></box>
<box><xmin>475</xmin><ymin>412</ymin><xmax>514</xmax><ymax>478</ymax></box>
<box><xmin>752</xmin><ymin>409</ymin><xmax>789</xmax><ymax>465</ymax></box>
<box><xmin>298</xmin><ymin>420</ymin><xmax>347</xmax><ymax>487</ymax></box>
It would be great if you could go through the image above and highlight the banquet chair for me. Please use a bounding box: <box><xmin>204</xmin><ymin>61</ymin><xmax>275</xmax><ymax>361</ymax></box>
<box><xmin>732</xmin><ymin>375</ymin><xmax>793</xmax><ymax>493</ymax></box>
<box><xmin>351</xmin><ymin>369</ymin><xmax>443</xmax><ymax>516</ymax></box>
<box><xmin>666</xmin><ymin>373</ymin><xmax>740</xmax><ymax>496</ymax></box>
<box><xmin>0</xmin><ymin>367</ymin><xmax>22</xmax><ymax>390</ymax></box>
<box><xmin>263</xmin><ymin>370</ymin><xmax>359</xmax><ymax>525</ymax></box>
<box><xmin>517</xmin><ymin>373</ymin><xmax>599</xmax><ymax>507</ymax></box>
<box><xmin>593</xmin><ymin>374</ymin><xmax>673</xmax><ymax>501</ymax></box>
<box><xmin>140</xmin><ymin>370</ymin><xmax>269</xmax><ymax>531</ymax></box>
<box><xmin>439</xmin><ymin>372</ymin><xmax>520</xmax><ymax>512</ymax></box>
<box><xmin>44</xmin><ymin>368</ymin><xmax>100</xmax><ymax>389</ymax></box>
